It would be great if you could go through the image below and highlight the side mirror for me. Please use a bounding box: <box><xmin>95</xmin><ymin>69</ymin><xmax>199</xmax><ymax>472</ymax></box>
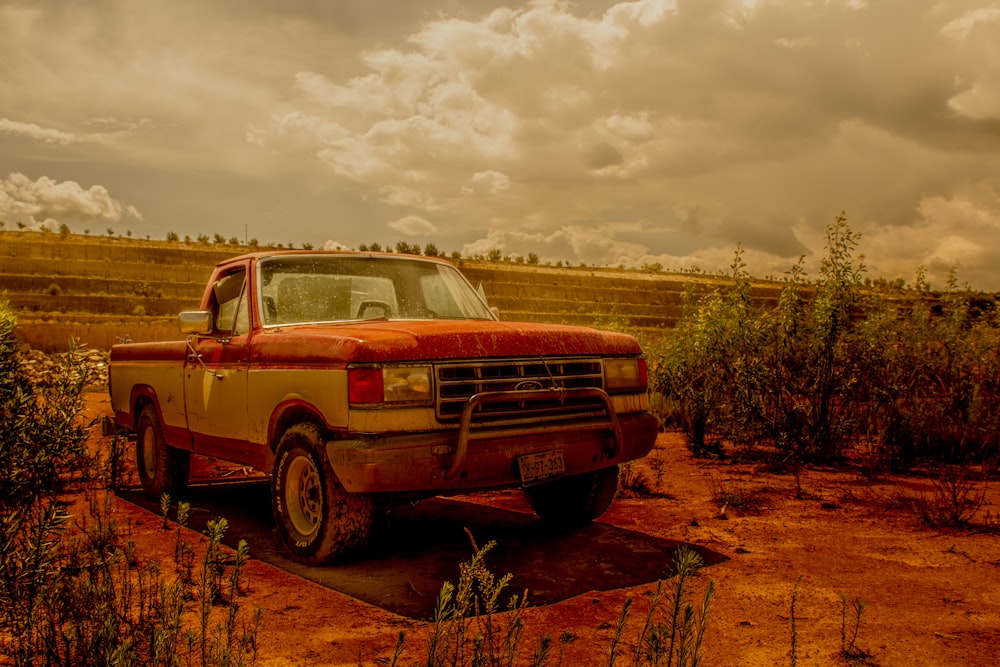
<box><xmin>179</xmin><ymin>311</ymin><xmax>213</xmax><ymax>335</ymax></box>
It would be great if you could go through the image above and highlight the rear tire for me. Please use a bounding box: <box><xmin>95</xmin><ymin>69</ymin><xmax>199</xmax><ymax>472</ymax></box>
<box><xmin>523</xmin><ymin>465</ymin><xmax>620</xmax><ymax>527</ymax></box>
<box><xmin>271</xmin><ymin>423</ymin><xmax>373</xmax><ymax>564</ymax></box>
<box><xmin>135</xmin><ymin>406</ymin><xmax>190</xmax><ymax>499</ymax></box>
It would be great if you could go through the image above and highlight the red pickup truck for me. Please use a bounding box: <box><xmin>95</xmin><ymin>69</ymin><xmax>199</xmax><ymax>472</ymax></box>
<box><xmin>110</xmin><ymin>251</ymin><xmax>658</xmax><ymax>564</ymax></box>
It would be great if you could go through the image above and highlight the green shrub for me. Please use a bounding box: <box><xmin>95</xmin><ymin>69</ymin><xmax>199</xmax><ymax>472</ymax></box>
<box><xmin>0</xmin><ymin>299</ymin><xmax>262</xmax><ymax>665</ymax></box>
<box><xmin>650</xmin><ymin>247</ymin><xmax>766</xmax><ymax>457</ymax></box>
<box><xmin>0</xmin><ymin>297</ymin><xmax>91</xmax><ymax>511</ymax></box>
<box><xmin>869</xmin><ymin>271</ymin><xmax>1000</xmax><ymax>468</ymax></box>
<box><xmin>650</xmin><ymin>212</ymin><xmax>1000</xmax><ymax>471</ymax></box>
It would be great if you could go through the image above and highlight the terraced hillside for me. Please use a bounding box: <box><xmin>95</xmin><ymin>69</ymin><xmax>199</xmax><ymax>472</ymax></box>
<box><xmin>1</xmin><ymin>231</ymin><xmax>785</xmax><ymax>351</ymax></box>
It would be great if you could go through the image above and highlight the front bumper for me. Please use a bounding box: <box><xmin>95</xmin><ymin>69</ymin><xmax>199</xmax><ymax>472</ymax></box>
<box><xmin>326</xmin><ymin>393</ymin><xmax>659</xmax><ymax>494</ymax></box>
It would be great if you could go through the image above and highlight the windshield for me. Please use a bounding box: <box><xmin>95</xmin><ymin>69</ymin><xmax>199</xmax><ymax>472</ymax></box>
<box><xmin>257</xmin><ymin>255</ymin><xmax>496</xmax><ymax>326</ymax></box>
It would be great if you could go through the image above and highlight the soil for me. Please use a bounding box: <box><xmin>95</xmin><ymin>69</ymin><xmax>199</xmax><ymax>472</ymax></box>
<box><xmin>79</xmin><ymin>391</ymin><xmax>1000</xmax><ymax>666</ymax></box>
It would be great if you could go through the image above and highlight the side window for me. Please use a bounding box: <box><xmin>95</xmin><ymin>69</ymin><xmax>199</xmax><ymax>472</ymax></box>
<box><xmin>213</xmin><ymin>269</ymin><xmax>249</xmax><ymax>336</ymax></box>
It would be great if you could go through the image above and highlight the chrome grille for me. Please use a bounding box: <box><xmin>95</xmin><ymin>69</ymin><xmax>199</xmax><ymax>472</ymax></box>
<box><xmin>436</xmin><ymin>358</ymin><xmax>605</xmax><ymax>421</ymax></box>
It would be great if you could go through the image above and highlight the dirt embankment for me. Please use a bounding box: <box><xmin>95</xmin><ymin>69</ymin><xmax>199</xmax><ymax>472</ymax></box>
<box><xmin>2</xmin><ymin>231</ymin><xmax>790</xmax><ymax>350</ymax></box>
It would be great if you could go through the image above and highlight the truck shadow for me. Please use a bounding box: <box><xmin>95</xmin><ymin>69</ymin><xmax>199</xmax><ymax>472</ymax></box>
<box><xmin>119</xmin><ymin>479</ymin><xmax>727</xmax><ymax>620</ymax></box>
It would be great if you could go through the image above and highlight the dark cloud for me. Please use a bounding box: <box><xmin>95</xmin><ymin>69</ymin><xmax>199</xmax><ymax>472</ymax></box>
<box><xmin>717</xmin><ymin>215</ymin><xmax>809</xmax><ymax>259</ymax></box>
<box><xmin>2</xmin><ymin>0</ymin><xmax>1000</xmax><ymax>288</ymax></box>
<box><xmin>584</xmin><ymin>142</ymin><xmax>625</xmax><ymax>170</ymax></box>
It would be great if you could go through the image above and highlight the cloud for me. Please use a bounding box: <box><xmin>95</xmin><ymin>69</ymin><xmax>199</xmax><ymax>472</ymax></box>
<box><xmin>388</xmin><ymin>215</ymin><xmax>439</xmax><ymax>235</ymax></box>
<box><xmin>5</xmin><ymin>0</ymin><xmax>1000</xmax><ymax>287</ymax></box>
<box><xmin>460</xmin><ymin>224</ymin><xmax>706</xmax><ymax>270</ymax></box>
<box><xmin>0</xmin><ymin>172</ymin><xmax>142</xmax><ymax>229</ymax></box>
<box><xmin>855</xmin><ymin>177</ymin><xmax>1000</xmax><ymax>289</ymax></box>
<box><xmin>0</xmin><ymin>118</ymin><xmax>77</xmax><ymax>144</ymax></box>
<box><xmin>251</xmin><ymin>0</ymin><xmax>997</xmax><ymax>285</ymax></box>
<box><xmin>940</xmin><ymin>7</ymin><xmax>1000</xmax><ymax>40</ymax></box>
<box><xmin>461</xmin><ymin>171</ymin><xmax>511</xmax><ymax>196</ymax></box>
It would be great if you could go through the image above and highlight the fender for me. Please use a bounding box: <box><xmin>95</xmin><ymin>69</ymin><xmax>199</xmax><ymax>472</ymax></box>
<box><xmin>129</xmin><ymin>385</ymin><xmax>195</xmax><ymax>452</ymax></box>
<box><xmin>267</xmin><ymin>397</ymin><xmax>340</xmax><ymax>451</ymax></box>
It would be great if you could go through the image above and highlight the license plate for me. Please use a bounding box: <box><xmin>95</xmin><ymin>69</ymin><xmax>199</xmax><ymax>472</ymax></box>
<box><xmin>518</xmin><ymin>450</ymin><xmax>565</xmax><ymax>485</ymax></box>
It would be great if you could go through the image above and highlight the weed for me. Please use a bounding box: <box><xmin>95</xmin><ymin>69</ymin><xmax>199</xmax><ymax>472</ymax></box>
<box><xmin>103</xmin><ymin>431</ymin><xmax>130</xmax><ymax>490</ymax></box>
<box><xmin>607</xmin><ymin>597</ymin><xmax>632</xmax><ymax>666</ymax></box>
<box><xmin>620</xmin><ymin>462</ymin><xmax>656</xmax><ymax>497</ymax></box>
<box><xmin>629</xmin><ymin>545</ymin><xmax>715</xmax><ymax>667</ymax></box>
<box><xmin>161</xmin><ymin>492</ymin><xmax>172</xmax><ymax>529</ymax></box>
<box><xmin>915</xmin><ymin>468</ymin><xmax>988</xmax><ymax>528</ymax></box>
<box><xmin>425</xmin><ymin>536</ymin><xmax>533</xmax><ymax>667</ymax></box>
<box><xmin>840</xmin><ymin>594</ymin><xmax>869</xmax><ymax>661</ymax></box>
<box><xmin>709</xmin><ymin>475</ymin><xmax>767</xmax><ymax>516</ymax></box>
<box><xmin>421</xmin><ymin>540</ymin><xmax>717</xmax><ymax>667</ymax></box>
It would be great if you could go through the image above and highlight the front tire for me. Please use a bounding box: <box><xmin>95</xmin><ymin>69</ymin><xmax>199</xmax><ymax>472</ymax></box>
<box><xmin>523</xmin><ymin>465</ymin><xmax>620</xmax><ymax>528</ymax></box>
<box><xmin>135</xmin><ymin>406</ymin><xmax>190</xmax><ymax>499</ymax></box>
<box><xmin>271</xmin><ymin>423</ymin><xmax>373</xmax><ymax>565</ymax></box>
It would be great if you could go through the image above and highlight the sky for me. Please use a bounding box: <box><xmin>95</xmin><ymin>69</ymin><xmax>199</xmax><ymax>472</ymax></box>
<box><xmin>2</xmin><ymin>0</ymin><xmax>1000</xmax><ymax>290</ymax></box>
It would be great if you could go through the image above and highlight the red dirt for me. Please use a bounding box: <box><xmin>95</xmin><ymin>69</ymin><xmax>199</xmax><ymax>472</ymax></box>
<box><xmin>80</xmin><ymin>392</ymin><xmax>1000</xmax><ymax>666</ymax></box>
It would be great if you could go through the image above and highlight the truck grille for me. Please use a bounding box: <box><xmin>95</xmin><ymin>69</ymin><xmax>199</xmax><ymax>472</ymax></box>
<box><xmin>436</xmin><ymin>358</ymin><xmax>605</xmax><ymax>421</ymax></box>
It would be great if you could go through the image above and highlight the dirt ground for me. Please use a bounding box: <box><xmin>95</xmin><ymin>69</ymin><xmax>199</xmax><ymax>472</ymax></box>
<box><xmin>79</xmin><ymin>392</ymin><xmax>1000</xmax><ymax>666</ymax></box>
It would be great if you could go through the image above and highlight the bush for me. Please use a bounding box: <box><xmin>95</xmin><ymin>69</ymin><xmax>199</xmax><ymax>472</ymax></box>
<box><xmin>650</xmin><ymin>213</ymin><xmax>1000</xmax><ymax>468</ymax></box>
<box><xmin>867</xmin><ymin>271</ymin><xmax>1000</xmax><ymax>469</ymax></box>
<box><xmin>0</xmin><ymin>300</ymin><xmax>263</xmax><ymax>664</ymax></box>
<box><xmin>0</xmin><ymin>297</ymin><xmax>91</xmax><ymax>511</ymax></box>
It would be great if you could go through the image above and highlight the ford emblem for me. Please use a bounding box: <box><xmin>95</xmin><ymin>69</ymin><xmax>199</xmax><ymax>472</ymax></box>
<box><xmin>514</xmin><ymin>380</ymin><xmax>544</xmax><ymax>391</ymax></box>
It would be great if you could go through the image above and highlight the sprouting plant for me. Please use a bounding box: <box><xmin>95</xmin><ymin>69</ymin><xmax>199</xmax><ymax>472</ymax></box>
<box><xmin>161</xmin><ymin>492</ymin><xmax>172</xmax><ymax>529</ymax></box>
<box><xmin>425</xmin><ymin>536</ymin><xmax>539</xmax><ymax>667</ymax></box>
<box><xmin>628</xmin><ymin>545</ymin><xmax>715</xmax><ymax>667</ymax></box>
<box><xmin>229</xmin><ymin>539</ymin><xmax>250</xmax><ymax>602</ymax></box>
<box><xmin>607</xmin><ymin>597</ymin><xmax>632</xmax><ymax>666</ymax></box>
<box><xmin>840</xmin><ymin>594</ymin><xmax>868</xmax><ymax>659</ymax></box>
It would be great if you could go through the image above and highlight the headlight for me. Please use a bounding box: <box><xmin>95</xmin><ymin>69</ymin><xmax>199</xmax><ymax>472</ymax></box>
<box><xmin>349</xmin><ymin>365</ymin><xmax>433</xmax><ymax>406</ymax></box>
<box><xmin>603</xmin><ymin>358</ymin><xmax>647</xmax><ymax>393</ymax></box>
<box><xmin>382</xmin><ymin>366</ymin><xmax>432</xmax><ymax>403</ymax></box>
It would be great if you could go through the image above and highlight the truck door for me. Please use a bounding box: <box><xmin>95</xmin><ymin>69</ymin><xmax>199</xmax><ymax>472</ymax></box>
<box><xmin>184</xmin><ymin>267</ymin><xmax>252</xmax><ymax>462</ymax></box>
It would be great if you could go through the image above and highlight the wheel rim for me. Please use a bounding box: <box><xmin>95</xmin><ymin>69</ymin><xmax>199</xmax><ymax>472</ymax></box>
<box><xmin>285</xmin><ymin>455</ymin><xmax>322</xmax><ymax>537</ymax></box>
<box><xmin>141</xmin><ymin>427</ymin><xmax>157</xmax><ymax>480</ymax></box>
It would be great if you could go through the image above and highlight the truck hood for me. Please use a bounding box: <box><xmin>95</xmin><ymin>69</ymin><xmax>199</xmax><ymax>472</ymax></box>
<box><xmin>252</xmin><ymin>319</ymin><xmax>641</xmax><ymax>364</ymax></box>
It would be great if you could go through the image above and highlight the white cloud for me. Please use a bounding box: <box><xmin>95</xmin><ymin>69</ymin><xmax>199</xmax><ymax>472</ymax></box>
<box><xmin>460</xmin><ymin>224</ymin><xmax>705</xmax><ymax>269</ymax></box>
<box><xmin>388</xmin><ymin>215</ymin><xmax>439</xmax><ymax>235</ymax></box>
<box><xmin>461</xmin><ymin>171</ymin><xmax>511</xmax><ymax>196</ymax></box>
<box><xmin>940</xmin><ymin>7</ymin><xmax>1000</xmax><ymax>40</ymax></box>
<box><xmin>948</xmin><ymin>72</ymin><xmax>1000</xmax><ymax>121</ymax></box>
<box><xmin>0</xmin><ymin>118</ymin><xmax>77</xmax><ymax>144</ymax></box>
<box><xmin>863</xmin><ymin>179</ymin><xmax>1000</xmax><ymax>289</ymax></box>
<box><xmin>0</xmin><ymin>172</ymin><xmax>142</xmax><ymax>228</ymax></box>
